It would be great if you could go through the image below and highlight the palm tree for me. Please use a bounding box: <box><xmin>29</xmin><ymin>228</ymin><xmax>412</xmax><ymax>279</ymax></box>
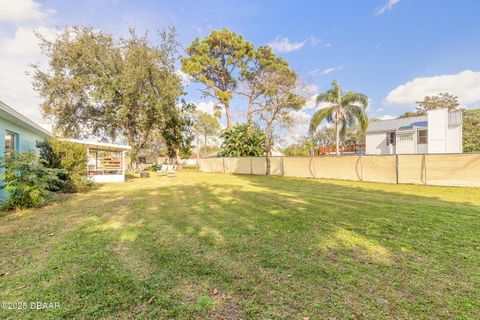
<box><xmin>309</xmin><ymin>80</ymin><xmax>368</xmax><ymax>155</ymax></box>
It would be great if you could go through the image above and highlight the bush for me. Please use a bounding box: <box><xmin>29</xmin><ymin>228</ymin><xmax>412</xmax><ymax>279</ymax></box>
<box><xmin>218</xmin><ymin>123</ymin><xmax>265</xmax><ymax>157</ymax></box>
<box><xmin>0</xmin><ymin>151</ymin><xmax>63</xmax><ymax>210</ymax></box>
<box><xmin>37</xmin><ymin>138</ymin><xmax>92</xmax><ymax>192</ymax></box>
<box><xmin>144</xmin><ymin>164</ymin><xmax>162</xmax><ymax>171</ymax></box>
<box><xmin>463</xmin><ymin>109</ymin><xmax>480</xmax><ymax>152</ymax></box>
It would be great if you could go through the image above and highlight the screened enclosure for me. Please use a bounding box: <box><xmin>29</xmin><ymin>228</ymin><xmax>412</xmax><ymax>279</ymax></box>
<box><xmin>61</xmin><ymin>139</ymin><xmax>131</xmax><ymax>182</ymax></box>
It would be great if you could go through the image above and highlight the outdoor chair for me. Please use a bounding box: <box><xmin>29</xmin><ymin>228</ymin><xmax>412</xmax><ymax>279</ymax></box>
<box><xmin>167</xmin><ymin>165</ymin><xmax>177</xmax><ymax>176</ymax></box>
<box><xmin>157</xmin><ymin>165</ymin><xmax>168</xmax><ymax>176</ymax></box>
<box><xmin>157</xmin><ymin>165</ymin><xmax>177</xmax><ymax>176</ymax></box>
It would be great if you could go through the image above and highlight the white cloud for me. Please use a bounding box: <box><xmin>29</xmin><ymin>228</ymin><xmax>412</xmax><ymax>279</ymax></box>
<box><xmin>322</xmin><ymin>65</ymin><xmax>343</xmax><ymax>75</ymax></box>
<box><xmin>308</xmin><ymin>65</ymin><xmax>343</xmax><ymax>77</ymax></box>
<box><xmin>373</xmin><ymin>0</ymin><xmax>400</xmax><ymax>16</ymax></box>
<box><xmin>0</xmin><ymin>26</ymin><xmax>57</xmax><ymax>130</ymax></box>
<box><xmin>385</xmin><ymin>70</ymin><xmax>480</xmax><ymax>107</ymax></box>
<box><xmin>377</xmin><ymin>115</ymin><xmax>396</xmax><ymax>120</ymax></box>
<box><xmin>285</xmin><ymin>110</ymin><xmax>311</xmax><ymax>144</ymax></box>
<box><xmin>0</xmin><ymin>1</ymin><xmax>56</xmax><ymax>130</ymax></box>
<box><xmin>303</xmin><ymin>94</ymin><xmax>319</xmax><ymax>110</ymax></box>
<box><xmin>0</xmin><ymin>0</ymin><xmax>55</xmax><ymax>23</ymax></box>
<box><xmin>300</xmin><ymin>84</ymin><xmax>318</xmax><ymax>95</ymax></box>
<box><xmin>195</xmin><ymin>101</ymin><xmax>217</xmax><ymax>115</ymax></box>
<box><xmin>268</xmin><ymin>36</ymin><xmax>306</xmax><ymax>53</ymax></box>
<box><xmin>176</xmin><ymin>69</ymin><xmax>192</xmax><ymax>86</ymax></box>
<box><xmin>3</xmin><ymin>26</ymin><xmax>57</xmax><ymax>57</ymax></box>
<box><xmin>268</xmin><ymin>36</ymin><xmax>325</xmax><ymax>53</ymax></box>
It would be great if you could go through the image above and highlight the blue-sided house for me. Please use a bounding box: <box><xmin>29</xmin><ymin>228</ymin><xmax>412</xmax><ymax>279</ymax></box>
<box><xmin>0</xmin><ymin>100</ymin><xmax>53</xmax><ymax>201</ymax></box>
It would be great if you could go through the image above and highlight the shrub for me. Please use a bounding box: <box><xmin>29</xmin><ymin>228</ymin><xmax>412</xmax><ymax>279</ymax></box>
<box><xmin>218</xmin><ymin>123</ymin><xmax>265</xmax><ymax>157</ymax></box>
<box><xmin>37</xmin><ymin>138</ymin><xmax>92</xmax><ymax>192</ymax></box>
<box><xmin>0</xmin><ymin>151</ymin><xmax>63</xmax><ymax>209</ymax></box>
<box><xmin>144</xmin><ymin>164</ymin><xmax>162</xmax><ymax>171</ymax></box>
<box><xmin>463</xmin><ymin>109</ymin><xmax>480</xmax><ymax>152</ymax></box>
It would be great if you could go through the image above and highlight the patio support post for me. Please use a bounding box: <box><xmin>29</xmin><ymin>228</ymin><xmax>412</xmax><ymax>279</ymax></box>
<box><xmin>86</xmin><ymin>146</ymin><xmax>89</xmax><ymax>177</ymax></box>
<box><xmin>122</xmin><ymin>151</ymin><xmax>126</xmax><ymax>176</ymax></box>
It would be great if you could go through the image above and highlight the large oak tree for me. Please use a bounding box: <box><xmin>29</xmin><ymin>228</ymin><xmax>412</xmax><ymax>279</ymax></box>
<box><xmin>33</xmin><ymin>26</ymin><xmax>183</xmax><ymax>166</ymax></box>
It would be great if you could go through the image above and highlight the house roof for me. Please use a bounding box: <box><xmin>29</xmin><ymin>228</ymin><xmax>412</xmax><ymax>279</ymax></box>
<box><xmin>0</xmin><ymin>100</ymin><xmax>53</xmax><ymax>137</ymax></box>
<box><xmin>366</xmin><ymin>115</ymin><xmax>427</xmax><ymax>133</ymax></box>
<box><xmin>60</xmin><ymin>138</ymin><xmax>131</xmax><ymax>152</ymax></box>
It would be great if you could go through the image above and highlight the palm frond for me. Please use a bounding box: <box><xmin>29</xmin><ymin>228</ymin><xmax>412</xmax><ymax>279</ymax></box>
<box><xmin>309</xmin><ymin>106</ymin><xmax>335</xmax><ymax>134</ymax></box>
<box><xmin>316</xmin><ymin>91</ymin><xmax>337</xmax><ymax>105</ymax></box>
<box><xmin>348</xmin><ymin>105</ymin><xmax>368</xmax><ymax>131</ymax></box>
<box><xmin>343</xmin><ymin>112</ymin><xmax>355</xmax><ymax>129</ymax></box>
<box><xmin>331</xmin><ymin>80</ymin><xmax>341</xmax><ymax>100</ymax></box>
<box><xmin>341</xmin><ymin>92</ymin><xmax>369</xmax><ymax>109</ymax></box>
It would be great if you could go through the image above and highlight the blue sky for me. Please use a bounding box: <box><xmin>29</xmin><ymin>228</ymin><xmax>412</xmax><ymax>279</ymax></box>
<box><xmin>1</xmin><ymin>0</ymin><xmax>479</xmax><ymax>141</ymax></box>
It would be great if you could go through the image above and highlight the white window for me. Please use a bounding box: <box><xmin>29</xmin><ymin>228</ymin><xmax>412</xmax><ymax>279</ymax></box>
<box><xmin>5</xmin><ymin>131</ymin><xmax>17</xmax><ymax>157</ymax></box>
<box><xmin>398</xmin><ymin>134</ymin><xmax>413</xmax><ymax>141</ymax></box>
<box><xmin>417</xmin><ymin>129</ymin><xmax>428</xmax><ymax>144</ymax></box>
<box><xmin>448</xmin><ymin>111</ymin><xmax>462</xmax><ymax>126</ymax></box>
<box><xmin>386</xmin><ymin>132</ymin><xmax>396</xmax><ymax>146</ymax></box>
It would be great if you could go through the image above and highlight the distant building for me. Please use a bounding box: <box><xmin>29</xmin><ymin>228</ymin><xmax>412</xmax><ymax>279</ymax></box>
<box><xmin>366</xmin><ymin>108</ymin><xmax>462</xmax><ymax>155</ymax></box>
<box><xmin>61</xmin><ymin>139</ymin><xmax>130</xmax><ymax>183</ymax></box>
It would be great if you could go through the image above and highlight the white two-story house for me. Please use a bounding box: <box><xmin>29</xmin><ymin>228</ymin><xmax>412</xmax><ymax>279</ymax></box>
<box><xmin>366</xmin><ymin>108</ymin><xmax>463</xmax><ymax>155</ymax></box>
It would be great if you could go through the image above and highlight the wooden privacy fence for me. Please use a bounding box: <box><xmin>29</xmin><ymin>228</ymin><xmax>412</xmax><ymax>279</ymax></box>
<box><xmin>198</xmin><ymin>154</ymin><xmax>480</xmax><ymax>188</ymax></box>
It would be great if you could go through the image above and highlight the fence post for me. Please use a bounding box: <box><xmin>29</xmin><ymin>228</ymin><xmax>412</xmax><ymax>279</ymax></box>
<box><xmin>223</xmin><ymin>157</ymin><xmax>226</xmax><ymax>173</ymax></box>
<box><xmin>423</xmin><ymin>154</ymin><xmax>427</xmax><ymax>185</ymax></box>
<box><xmin>395</xmin><ymin>154</ymin><xmax>399</xmax><ymax>184</ymax></box>
<box><xmin>313</xmin><ymin>154</ymin><xmax>316</xmax><ymax>179</ymax></box>
<box><xmin>359</xmin><ymin>154</ymin><xmax>364</xmax><ymax>181</ymax></box>
<box><xmin>250</xmin><ymin>157</ymin><xmax>253</xmax><ymax>175</ymax></box>
<box><xmin>311</xmin><ymin>154</ymin><xmax>316</xmax><ymax>179</ymax></box>
<box><xmin>281</xmin><ymin>156</ymin><xmax>285</xmax><ymax>177</ymax></box>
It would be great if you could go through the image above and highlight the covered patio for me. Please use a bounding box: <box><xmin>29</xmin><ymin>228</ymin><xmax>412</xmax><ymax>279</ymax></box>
<box><xmin>61</xmin><ymin>139</ymin><xmax>131</xmax><ymax>182</ymax></box>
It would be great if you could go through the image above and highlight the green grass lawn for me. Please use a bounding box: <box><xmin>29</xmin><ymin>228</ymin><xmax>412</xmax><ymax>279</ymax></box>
<box><xmin>1</xmin><ymin>172</ymin><xmax>479</xmax><ymax>319</ymax></box>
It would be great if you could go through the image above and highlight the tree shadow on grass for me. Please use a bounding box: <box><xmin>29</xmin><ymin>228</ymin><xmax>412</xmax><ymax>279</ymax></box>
<box><xmin>1</xmin><ymin>173</ymin><xmax>479</xmax><ymax>319</ymax></box>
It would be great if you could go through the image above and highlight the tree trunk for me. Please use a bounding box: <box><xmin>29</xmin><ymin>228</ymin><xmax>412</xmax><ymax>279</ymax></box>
<box><xmin>195</xmin><ymin>135</ymin><xmax>200</xmax><ymax>164</ymax></box>
<box><xmin>335</xmin><ymin>116</ymin><xmax>340</xmax><ymax>156</ymax></box>
<box><xmin>204</xmin><ymin>134</ymin><xmax>208</xmax><ymax>157</ymax></box>
<box><xmin>265</xmin><ymin>128</ymin><xmax>271</xmax><ymax>176</ymax></box>
<box><xmin>265</xmin><ymin>150</ymin><xmax>271</xmax><ymax>176</ymax></box>
<box><xmin>129</xmin><ymin>148</ymin><xmax>139</xmax><ymax>170</ymax></box>
<box><xmin>224</xmin><ymin>100</ymin><xmax>231</xmax><ymax>128</ymax></box>
<box><xmin>174</xmin><ymin>147</ymin><xmax>180</xmax><ymax>164</ymax></box>
<box><xmin>246</xmin><ymin>94</ymin><xmax>254</xmax><ymax>125</ymax></box>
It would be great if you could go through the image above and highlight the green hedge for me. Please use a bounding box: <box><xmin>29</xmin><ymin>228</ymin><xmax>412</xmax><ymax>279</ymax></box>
<box><xmin>37</xmin><ymin>138</ymin><xmax>93</xmax><ymax>192</ymax></box>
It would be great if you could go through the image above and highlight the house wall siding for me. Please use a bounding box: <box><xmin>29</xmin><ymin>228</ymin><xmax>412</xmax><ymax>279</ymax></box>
<box><xmin>0</xmin><ymin>117</ymin><xmax>48</xmax><ymax>201</ymax></box>
<box><xmin>366</xmin><ymin>132</ymin><xmax>394</xmax><ymax>155</ymax></box>
<box><xmin>396</xmin><ymin>132</ymin><xmax>415</xmax><ymax>154</ymax></box>
<box><xmin>428</xmin><ymin>109</ymin><xmax>448</xmax><ymax>153</ymax></box>
<box><xmin>446</xmin><ymin>125</ymin><xmax>462</xmax><ymax>153</ymax></box>
<box><xmin>0</xmin><ymin>118</ymin><xmax>46</xmax><ymax>154</ymax></box>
